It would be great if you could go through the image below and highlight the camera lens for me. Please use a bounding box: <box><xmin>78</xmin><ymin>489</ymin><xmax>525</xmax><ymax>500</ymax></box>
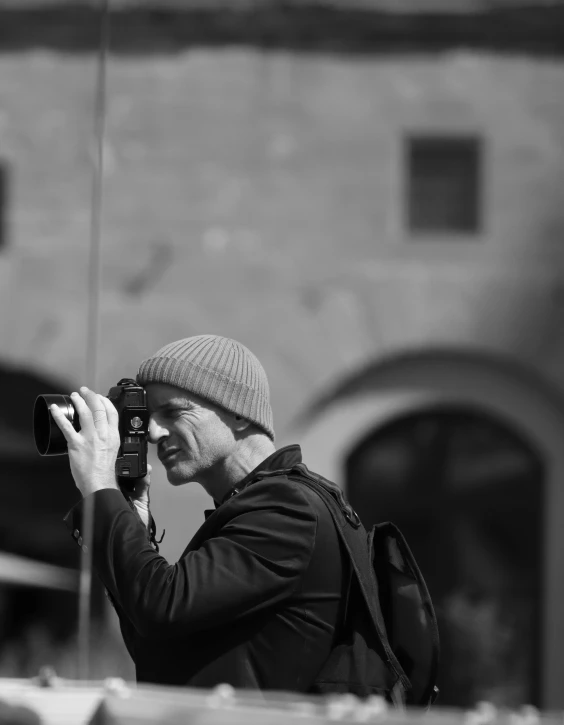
<box><xmin>33</xmin><ymin>395</ymin><xmax>79</xmax><ymax>456</ymax></box>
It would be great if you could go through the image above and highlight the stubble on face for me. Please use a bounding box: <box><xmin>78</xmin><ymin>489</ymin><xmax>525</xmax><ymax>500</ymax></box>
<box><xmin>146</xmin><ymin>383</ymin><xmax>238</xmax><ymax>489</ymax></box>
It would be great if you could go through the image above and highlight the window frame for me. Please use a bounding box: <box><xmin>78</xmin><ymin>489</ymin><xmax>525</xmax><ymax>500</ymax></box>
<box><xmin>405</xmin><ymin>133</ymin><xmax>484</xmax><ymax>237</ymax></box>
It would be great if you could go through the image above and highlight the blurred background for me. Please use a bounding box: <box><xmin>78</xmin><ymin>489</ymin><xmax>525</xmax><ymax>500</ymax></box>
<box><xmin>0</xmin><ymin>0</ymin><xmax>564</xmax><ymax>712</ymax></box>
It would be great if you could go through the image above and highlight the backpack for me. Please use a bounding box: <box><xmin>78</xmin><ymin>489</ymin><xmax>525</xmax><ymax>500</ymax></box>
<box><xmin>254</xmin><ymin>462</ymin><xmax>440</xmax><ymax>708</ymax></box>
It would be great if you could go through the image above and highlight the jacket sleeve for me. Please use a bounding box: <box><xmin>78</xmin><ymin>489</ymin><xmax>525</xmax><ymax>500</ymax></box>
<box><xmin>66</xmin><ymin>479</ymin><xmax>318</xmax><ymax>640</ymax></box>
<box><xmin>108</xmin><ymin>591</ymin><xmax>139</xmax><ymax>662</ymax></box>
<box><xmin>64</xmin><ymin>494</ymin><xmax>156</xmax><ymax>662</ymax></box>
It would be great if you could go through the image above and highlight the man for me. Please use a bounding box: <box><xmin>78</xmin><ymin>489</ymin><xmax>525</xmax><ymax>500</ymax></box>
<box><xmin>55</xmin><ymin>335</ymin><xmax>349</xmax><ymax>691</ymax></box>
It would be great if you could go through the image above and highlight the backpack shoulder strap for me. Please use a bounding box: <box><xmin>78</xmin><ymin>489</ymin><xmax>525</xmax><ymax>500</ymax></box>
<box><xmin>284</xmin><ymin>463</ymin><xmax>411</xmax><ymax>695</ymax></box>
<box><xmin>255</xmin><ymin>462</ymin><xmax>440</xmax><ymax>708</ymax></box>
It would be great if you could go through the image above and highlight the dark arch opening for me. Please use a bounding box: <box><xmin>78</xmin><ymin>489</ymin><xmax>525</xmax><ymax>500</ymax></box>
<box><xmin>345</xmin><ymin>404</ymin><xmax>544</xmax><ymax>708</ymax></box>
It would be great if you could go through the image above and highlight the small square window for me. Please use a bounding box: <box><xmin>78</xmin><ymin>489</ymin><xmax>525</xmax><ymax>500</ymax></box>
<box><xmin>406</xmin><ymin>135</ymin><xmax>482</xmax><ymax>235</ymax></box>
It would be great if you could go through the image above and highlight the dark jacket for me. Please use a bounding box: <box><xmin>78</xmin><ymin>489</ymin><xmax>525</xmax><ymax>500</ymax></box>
<box><xmin>66</xmin><ymin>445</ymin><xmax>347</xmax><ymax>691</ymax></box>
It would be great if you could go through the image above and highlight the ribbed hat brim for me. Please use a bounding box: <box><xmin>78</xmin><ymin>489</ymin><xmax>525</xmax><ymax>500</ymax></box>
<box><xmin>137</xmin><ymin>336</ymin><xmax>274</xmax><ymax>440</ymax></box>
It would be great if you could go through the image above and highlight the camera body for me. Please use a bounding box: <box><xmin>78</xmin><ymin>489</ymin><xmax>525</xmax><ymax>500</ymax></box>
<box><xmin>108</xmin><ymin>378</ymin><xmax>149</xmax><ymax>485</ymax></box>
<box><xmin>33</xmin><ymin>378</ymin><xmax>149</xmax><ymax>491</ymax></box>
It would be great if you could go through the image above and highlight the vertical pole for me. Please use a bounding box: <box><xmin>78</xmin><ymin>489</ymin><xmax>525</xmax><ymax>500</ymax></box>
<box><xmin>78</xmin><ymin>0</ymin><xmax>111</xmax><ymax>681</ymax></box>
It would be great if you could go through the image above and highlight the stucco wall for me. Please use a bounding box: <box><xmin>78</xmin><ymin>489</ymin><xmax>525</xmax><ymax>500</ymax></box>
<box><xmin>1</xmin><ymin>49</ymin><xmax>564</xmax><ymax>428</ymax></box>
<box><xmin>1</xmin><ymin>47</ymin><xmax>564</xmax><ymax>559</ymax></box>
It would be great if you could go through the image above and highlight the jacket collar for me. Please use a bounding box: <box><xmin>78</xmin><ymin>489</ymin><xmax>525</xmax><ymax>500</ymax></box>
<box><xmin>217</xmin><ymin>444</ymin><xmax>303</xmax><ymax>507</ymax></box>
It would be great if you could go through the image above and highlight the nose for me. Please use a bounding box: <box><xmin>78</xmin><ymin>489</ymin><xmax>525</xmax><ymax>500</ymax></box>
<box><xmin>148</xmin><ymin>415</ymin><xmax>168</xmax><ymax>445</ymax></box>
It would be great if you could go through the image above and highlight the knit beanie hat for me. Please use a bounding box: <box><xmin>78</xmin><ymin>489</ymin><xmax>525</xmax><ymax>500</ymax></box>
<box><xmin>136</xmin><ymin>335</ymin><xmax>274</xmax><ymax>440</ymax></box>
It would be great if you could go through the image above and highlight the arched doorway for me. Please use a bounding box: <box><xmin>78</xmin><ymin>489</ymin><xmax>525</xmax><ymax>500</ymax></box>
<box><xmin>292</xmin><ymin>351</ymin><xmax>564</xmax><ymax>707</ymax></box>
<box><xmin>346</xmin><ymin>406</ymin><xmax>544</xmax><ymax>707</ymax></box>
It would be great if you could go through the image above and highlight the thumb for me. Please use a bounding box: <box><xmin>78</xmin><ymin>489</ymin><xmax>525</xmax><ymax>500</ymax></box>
<box><xmin>132</xmin><ymin>463</ymin><xmax>152</xmax><ymax>501</ymax></box>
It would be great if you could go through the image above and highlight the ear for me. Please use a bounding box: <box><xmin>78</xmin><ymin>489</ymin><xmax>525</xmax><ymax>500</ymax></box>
<box><xmin>233</xmin><ymin>415</ymin><xmax>251</xmax><ymax>433</ymax></box>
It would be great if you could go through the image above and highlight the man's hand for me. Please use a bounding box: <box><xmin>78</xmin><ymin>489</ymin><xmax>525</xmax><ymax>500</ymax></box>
<box><xmin>129</xmin><ymin>464</ymin><xmax>152</xmax><ymax>529</ymax></box>
<box><xmin>50</xmin><ymin>386</ymin><xmax>120</xmax><ymax>498</ymax></box>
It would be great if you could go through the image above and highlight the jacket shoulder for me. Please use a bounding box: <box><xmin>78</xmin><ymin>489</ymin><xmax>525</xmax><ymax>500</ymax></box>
<box><xmin>239</xmin><ymin>473</ymin><xmax>335</xmax><ymax>525</ymax></box>
<box><xmin>238</xmin><ymin>474</ymin><xmax>318</xmax><ymax>510</ymax></box>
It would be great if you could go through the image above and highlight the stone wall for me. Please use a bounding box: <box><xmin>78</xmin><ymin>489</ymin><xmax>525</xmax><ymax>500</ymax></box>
<box><xmin>0</xmin><ymin>42</ymin><xmax>563</xmax><ymax>562</ymax></box>
<box><xmin>1</xmin><ymin>49</ymin><xmax>564</xmax><ymax>428</ymax></box>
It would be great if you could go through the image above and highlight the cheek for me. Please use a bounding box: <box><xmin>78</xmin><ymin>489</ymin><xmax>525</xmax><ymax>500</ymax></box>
<box><xmin>176</xmin><ymin>427</ymin><xmax>195</xmax><ymax>449</ymax></box>
<box><xmin>197</xmin><ymin>423</ymin><xmax>231</xmax><ymax>456</ymax></box>
<box><xmin>212</xmin><ymin>422</ymin><xmax>237</xmax><ymax>450</ymax></box>
<box><xmin>175</xmin><ymin>416</ymin><xmax>234</xmax><ymax>455</ymax></box>
<box><xmin>174</xmin><ymin>420</ymin><xmax>207</xmax><ymax>452</ymax></box>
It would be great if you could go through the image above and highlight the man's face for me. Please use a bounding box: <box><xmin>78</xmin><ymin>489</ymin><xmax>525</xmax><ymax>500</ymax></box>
<box><xmin>145</xmin><ymin>383</ymin><xmax>238</xmax><ymax>487</ymax></box>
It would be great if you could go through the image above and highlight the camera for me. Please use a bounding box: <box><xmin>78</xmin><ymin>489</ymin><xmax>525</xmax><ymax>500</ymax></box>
<box><xmin>33</xmin><ymin>378</ymin><xmax>149</xmax><ymax>491</ymax></box>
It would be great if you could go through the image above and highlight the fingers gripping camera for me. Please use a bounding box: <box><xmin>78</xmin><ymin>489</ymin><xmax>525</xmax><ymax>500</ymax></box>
<box><xmin>33</xmin><ymin>378</ymin><xmax>149</xmax><ymax>491</ymax></box>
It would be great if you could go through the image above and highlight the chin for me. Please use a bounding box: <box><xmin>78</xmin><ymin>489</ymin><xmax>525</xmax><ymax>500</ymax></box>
<box><xmin>166</xmin><ymin>470</ymin><xmax>185</xmax><ymax>486</ymax></box>
<box><xmin>166</xmin><ymin>465</ymin><xmax>197</xmax><ymax>487</ymax></box>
